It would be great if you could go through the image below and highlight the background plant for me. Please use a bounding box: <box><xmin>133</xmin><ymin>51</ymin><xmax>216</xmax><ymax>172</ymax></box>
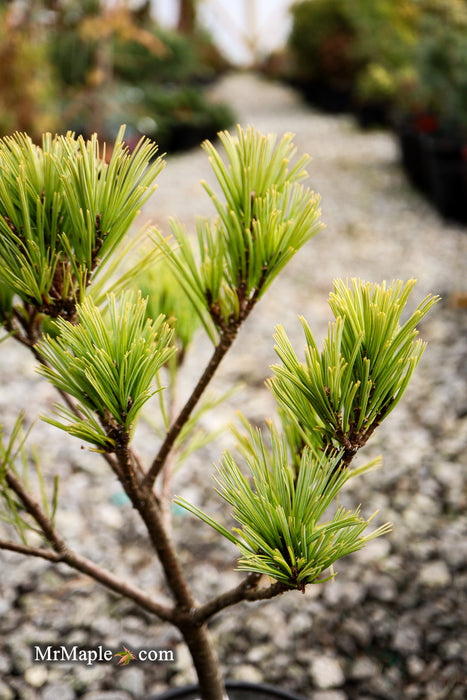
<box><xmin>0</xmin><ymin>0</ymin><xmax>233</xmax><ymax>150</ymax></box>
<box><xmin>0</xmin><ymin>4</ymin><xmax>58</xmax><ymax>139</ymax></box>
<box><xmin>285</xmin><ymin>0</ymin><xmax>467</xmax><ymax>127</ymax></box>
<box><xmin>0</xmin><ymin>124</ymin><xmax>437</xmax><ymax>700</ymax></box>
<box><xmin>410</xmin><ymin>4</ymin><xmax>467</xmax><ymax>133</ymax></box>
<box><xmin>288</xmin><ymin>0</ymin><xmax>357</xmax><ymax>89</ymax></box>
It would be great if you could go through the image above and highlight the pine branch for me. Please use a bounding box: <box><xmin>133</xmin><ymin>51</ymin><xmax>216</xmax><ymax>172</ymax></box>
<box><xmin>2</xmin><ymin>469</ymin><xmax>174</xmax><ymax>622</ymax></box>
<box><xmin>111</xmin><ymin>441</ymin><xmax>196</xmax><ymax>613</ymax></box>
<box><xmin>142</xmin><ymin>330</ymin><xmax>238</xmax><ymax>493</ymax></box>
<box><xmin>7</xmin><ymin>322</ymin><xmax>124</xmax><ymax>478</ymax></box>
<box><xmin>193</xmin><ymin>574</ymin><xmax>290</xmax><ymax>625</ymax></box>
<box><xmin>0</xmin><ymin>538</ymin><xmax>61</xmax><ymax>562</ymax></box>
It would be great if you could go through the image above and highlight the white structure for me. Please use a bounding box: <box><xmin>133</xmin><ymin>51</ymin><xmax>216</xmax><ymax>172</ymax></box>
<box><xmin>152</xmin><ymin>0</ymin><xmax>295</xmax><ymax>65</ymax></box>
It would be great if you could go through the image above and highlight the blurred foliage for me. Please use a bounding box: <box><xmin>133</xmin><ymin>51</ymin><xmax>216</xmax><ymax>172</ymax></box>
<box><xmin>0</xmin><ymin>3</ymin><xmax>59</xmax><ymax>140</ymax></box>
<box><xmin>284</xmin><ymin>0</ymin><xmax>467</xmax><ymax>129</ymax></box>
<box><xmin>287</xmin><ymin>0</ymin><xmax>417</xmax><ymax>98</ymax></box>
<box><xmin>411</xmin><ymin>4</ymin><xmax>467</xmax><ymax>131</ymax></box>
<box><xmin>111</xmin><ymin>24</ymin><xmax>225</xmax><ymax>86</ymax></box>
<box><xmin>0</xmin><ymin>0</ymin><xmax>233</xmax><ymax>150</ymax></box>
<box><xmin>131</xmin><ymin>256</ymin><xmax>199</xmax><ymax>362</ymax></box>
<box><xmin>288</xmin><ymin>0</ymin><xmax>357</xmax><ymax>88</ymax></box>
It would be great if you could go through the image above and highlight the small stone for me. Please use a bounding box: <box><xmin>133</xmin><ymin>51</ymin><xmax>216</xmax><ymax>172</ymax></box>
<box><xmin>369</xmin><ymin>575</ymin><xmax>397</xmax><ymax>602</ymax></box>
<box><xmin>24</xmin><ymin>665</ymin><xmax>48</xmax><ymax>687</ymax></box>
<box><xmin>72</xmin><ymin>662</ymin><xmax>108</xmax><ymax>690</ymax></box>
<box><xmin>392</xmin><ymin>622</ymin><xmax>422</xmax><ymax>654</ymax></box>
<box><xmin>81</xmin><ymin>693</ymin><xmax>132</xmax><ymax>700</ymax></box>
<box><xmin>341</xmin><ymin>618</ymin><xmax>372</xmax><ymax>648</ymax></box>
<box><xmin>121</xmin><ymin>615</ymin><xmax>143</xmax><ymax>633</ymax></box>
<box><xmin>368</xmin><ymin>672</ymin><xmax>398</xmax><ymax>698</ymax></box>
<box><xmin>0</xmin><ymin>680</ymin><xmax>14</xmax><ymax>700</ymax></box>
<box><xmin>0</xmin><ymin>598</ymin><xmax>12</xmax><ymax>617</ymax></box>
<box><xmin>418</xmin><ymin>560</ymin><xmax>451</xmax><ymax>587</ymax></box>
<box><xmin>90</xmin><ymin>615</ymin><xmax>120</xmax><ymax>638</ymax></box>
<box><xmin>312</xmin><ymin>692</ymin><xmax>347</xmax><ymax>700</ymax></box>
<box><xmin>248</xmin><ymin>607</ymin><xmax>288</xmax><ymax>645</ymax></box>
<box><xmin>10</xmin><ymin>677</ymin><xmax>38</xmax><ymax>700</ymax></box>
<box><xmin>246</xmin><ymin>643</ymin><xmax>275</xmax><ymax>664</ymax></box>
<box><xmin>289</xmin><ymin>612</ymin><xmax>313</xmax><ymax>635</ymax></box>
<box><xmin>231</xmin><ymin>663</ymin><xmax>263</xmax><ymax>684</ymax></box>
<box><xmin>310</xmin><ymin>655</ymin><xmax>345</xmax><ymax>689</ymax></box>
<box><xmin>403</xmin><ymin>685</ymin><xmax>422</xmax><ymax>699</ymax></box>
<box><xmin>406</xmin><ymin>655</ymin><xmax>425</xmax><ymax>677</ymax></box>
<box><xmin>99</xmin><ymin>503</ymin><xmax>124</xmax><ymax>529</ymax></box>
<box><xmin>7</xmin><ymin>633</ymin><xmax>32</xmax><ymax>674</ymax></box>
<box><xmin>174</xmin><ymin>643</ymin><xmax>192</xmax><ymax>674</ymax></box>
<box><xmin>323</xmin><ymin>579</ymin><xmax>365</xmax><ymax>606</ymax></box>
<box><xmin>349</xmin><ymin>655</ymin><xmax>380</xmax><ymax>680</ymax></box>
<box><xmin>0</xmin><ymin>650</ymin><xmax>12</xmax><ymax>674</ymax></box>
<box><xmin>441</xmin><ymin>639</ymin><xmax>465</xmax><ymax>660</ymax></box>
<box><xmin>116</xmin><ymin>666</ymin><xmax>145</xmax><ymax>697</ymax></box>
<box><xmin>369</xmin><ymin>607</ymin><xmax>394</xmax><ymax>638</ymax></box>
<box><xmin>354</xmin><ymin>537</ymin><xmax>391</xmax><ymax>563</ymax></box>
<box><xmin>41</xmin><ymin>683</ymin><xmax>76</xmax><ymax>700</ymax></box>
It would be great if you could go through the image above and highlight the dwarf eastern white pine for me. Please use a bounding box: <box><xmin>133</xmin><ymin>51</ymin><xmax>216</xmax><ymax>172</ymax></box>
<box><xmin>0</xmin><ymin>125</ymin><xmax>438</xmax><ymax>700</ymax></box>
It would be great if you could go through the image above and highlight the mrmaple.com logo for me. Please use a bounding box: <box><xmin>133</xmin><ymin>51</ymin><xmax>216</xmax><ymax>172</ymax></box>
<box><xmin>32</xmin><ymin>644</ymin><xmax>175</xmax><ymax>666</ymax></box>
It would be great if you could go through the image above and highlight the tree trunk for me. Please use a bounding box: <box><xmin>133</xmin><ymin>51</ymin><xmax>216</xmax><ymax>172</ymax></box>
<box><xmin>180</xmin><ymin>621</ymin><xmax>227</xmax><ymax>700</ymax></box>
<box><xmin>177</xmin><ymin>0</ymin><xmax>197</xmax><ymax>36</ymax></box>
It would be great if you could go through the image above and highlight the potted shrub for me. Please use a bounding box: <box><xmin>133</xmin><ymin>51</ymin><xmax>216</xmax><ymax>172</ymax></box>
<box><xmin>0</xmin><ymin>125</ymin><xmax>438</xmax><ymax>699</ymax></box>
<box><xmin>393</xmin><ymin>0</ymin><xmax>467</xmax><ymax>222</ymax></box>
<box><xmin>353</xmin><ymin>62</ymin><xmax>396</xmax><ymax>128</ymax></box>
<box><xmin>345</xmin><ymin>0</ymin><xmax>418</xmax><ymax>127</ymax></box>
<box><xmin>413</xmin><ymin>10</ymin><xmax>467</xmax><ymax>222</ymax></box>
<box><xmin>287</xmin><ymin>0</ymin><xmax>357</xmax><ymax>112</ymax></box>
<box><xmin>285</xmin><ymin>0</ymin><xmax>418</xmax><ymax>122</ymax></box>
<box><xmin>0</xmin><ymin>3</ymin><xmax>59</xmax><ymax>140</ymax></box>
<box><xmin>45</xmin><ymin>0</ymin><xmax>233</xmax><ymax>150</ymax></box>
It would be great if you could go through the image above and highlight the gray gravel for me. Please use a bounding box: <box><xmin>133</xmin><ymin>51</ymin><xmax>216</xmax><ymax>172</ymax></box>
<box><xmin>0</xmin><ymin>72</ymin><xmax>466</xmax><ymax>700</ymax></box>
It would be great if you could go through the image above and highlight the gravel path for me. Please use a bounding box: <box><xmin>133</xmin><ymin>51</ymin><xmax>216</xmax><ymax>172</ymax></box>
<box><xmin>0</xmin><ymin>72</ymin><xmax>466</xmax><ymax>700</ymax></box>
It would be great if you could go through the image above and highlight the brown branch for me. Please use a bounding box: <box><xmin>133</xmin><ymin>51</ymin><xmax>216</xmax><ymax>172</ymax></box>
<box><xmin>142</xmin><ymin>332</ymin><xmax>238</xmax><ymax>493</ymax></box>
<box><xmin>159</xmin><ymin>364</ymin><xmax>180</xmax><ymax>531</ymax></box>
<box><xmin>8</xmin><ymin>324</ymin><xmax>123</xmax><ymax>477</ymax></box>
<box><xmin>114</xmin><ymin>444</ymin><xmax>141</xmax><ymax>504</ymax></box>
<box><xmin>57</xmin><ymin>547</ymin><xmax>174</xmax><ymax>622</ymax></box>
<box><xmin>0</xmin><ymin>538</ymin><xmax>62</xmax><ymax>562</ymax></box>
<box><xmin>142</xmin><ymin>271</ymin><xmax>268</xmax><ymax>495</ymax></box>
<box><xmin>5</xmin><ymin>470</ymin><xmax>65</xmax><ymax>551</ymax></box>
<box><xmin>133</xmin><ymin>490</ymin><xmax>197</xmax><ymax>612</ymax></box>
<box><xmin>0</xmin><ymin>537</ymin><xmax>174</xmax><ymax>622</ymax></box>
<box><xmin>130</xmin><ymin>446</ymin><xmax>147</xmax><ymax>480</ymax></box>
<box><xmin>112</xmin><ymin>443</ymin><xmax>196</xmax><ymax>613</ymax></box>
<box><xmin>192</xmin><ymin>573</ymin><xmax>290</xmax><ymax>625</ymax></box>
<box><xmin>160</xmin><ymin>449</ymin><xmax>176</xmax><ymax>532</ymax></box>
<box><xmin>2</xmin><ymin>470</ymin><xmax>174</xmax><ymax>622</ymax></box>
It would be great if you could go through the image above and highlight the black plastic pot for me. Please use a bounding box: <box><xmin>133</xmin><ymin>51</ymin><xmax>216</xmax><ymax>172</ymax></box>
<box><xmin>152</xmin><ymin>680</ymin><xmax>307</xmax><ymax>700</ymax></box>
<box><xmin>396</xmin><ymin>117</ymin><xmax>431</xmax><ymax>194</ymax></box>
<box><xmin>422</xmin><ymin>133</ymin><xmax>467</xmax><ymax>224</ymax></box>
<box><xmin>169</xmin><ymin>123</ymin><xmax>219</xmax><ymax>153</ymax></box>
<box><xmin>304</xmin><ymin>80</ymin><xmax>353</xmax><ymax>114</ymax></box>
<box><xmin>353</xmin><ymin>100</ymin><xmax>391</xmax><ymax>129</ymax></box>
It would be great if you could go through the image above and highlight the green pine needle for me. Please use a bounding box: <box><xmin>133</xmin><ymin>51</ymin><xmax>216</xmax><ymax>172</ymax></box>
<box><xmin>0</xmin><ymin>412</ymin><xmax>58</xmax><ymax>545</ymax></box>
<box><xmin>0</xmin><ymin>127</ymin><xmax>164</xmax><ymax>320</ymax></box>
<box><xmin>156</xmin><ymin>126</ymin><xmax>324</xmax><ymax>339</ymax></box>
<box><xmin>36</xmin><ymin>293</ymin><xmax>174</xmax><ymax>450</ymax></box>
<box><xmin>175</xmin><ymin>423</ymin><xmax>391</xmax><ymax>589</ymax></box>
<box><xmin>270</xmin><ymin>279</ymin><xmax>439</xmax><ymax>460</ymax></box>
<box><xmin>131</xmin><ymin>252</ymin><xmax>200</xmax><ymax>357</ymax></box>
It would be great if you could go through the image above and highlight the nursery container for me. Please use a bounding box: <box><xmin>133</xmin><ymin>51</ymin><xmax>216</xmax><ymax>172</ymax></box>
<box><xmin>153</xmin><ymin>680</ymin><xmax>307</xmax><ymax>700</ymax></box>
